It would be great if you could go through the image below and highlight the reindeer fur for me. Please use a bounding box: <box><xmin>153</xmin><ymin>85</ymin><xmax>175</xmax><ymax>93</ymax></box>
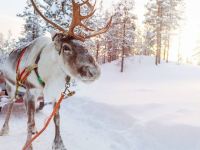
<box><xmin>0</xmin><ymin>33</ymin><xmax>100</xmax><ymax>150</ymax></box>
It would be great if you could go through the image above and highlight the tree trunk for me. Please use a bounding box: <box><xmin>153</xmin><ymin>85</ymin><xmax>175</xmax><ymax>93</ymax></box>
<box><xmin>156</xmin><ymin>0</ymin><xmax>162</xmax><ymax>65</ymax></box>
<box><xmin>103</xmin><ymin>44</ymin><xmax>107</xmax><ymax>64</ymax></box>
<box><xmin>32</xmin><ymin>27</ymin><xmax>36</xmax><ymax>41</ymax></box>
<box><xmin>32</xmin><ymin>10</ymin><xmax>37</xmax><ymax>40</ymax></box>
<box><xmin>96</xmin><ymin>40</ymin><xmax>100</xmax><ymax>62</ymax></box>
<box><xmin>166</xmin><ymin>0</ymin><xmax>172</xmax><ymax>63</ymax></box>
<box><xmin>103</xmin><ymin>54</ymin><xmax>106</xmax><ymax>64</ymax></box>
<box><xmin>163</xmin><ymin>44</ymin><xmax>166</xmax><ymax>60</ymax></box>
<box><xmin>121</xmin><ymin>21</ymin><xmax>126</xmax><ymax>72</ymax></box>
<box><xmin>163</xmin><ymin>32</ymin><xmax>168</xmax><ymax>60</ymax></box>
<box><xmin>166</xmin><ymin>35</ymin><xmax>170</xmax><ymax>63</ymax></box>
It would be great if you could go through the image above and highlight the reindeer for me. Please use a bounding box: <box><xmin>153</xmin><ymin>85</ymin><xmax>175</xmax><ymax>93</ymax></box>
<box><xmin>0</xmin><ymin>0</ymin><xmax>112</xmax><ymax>149</ymax></box>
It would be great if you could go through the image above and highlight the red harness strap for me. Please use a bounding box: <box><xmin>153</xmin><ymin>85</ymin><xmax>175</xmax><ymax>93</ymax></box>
<box><xmin>16</xmin><ymin>47</ymin><xmax>29</xmax><ymax>85</ymax></box>
<box><xmin>22</xmin><ymin>76</ymin><xmax>75</xmax><ymax>150</ymax></box>
<box><xmin>16</xmin><ymin>47</ymin><xmax>27</xmax><ymax>74</ymax></box>
<box><xmin>14</xmin><ymin>47</ymin><xmax>38</xmax><ymax>98</ymax></box>
<box><xmin>16</xmin><ymin>47</ymin><xmax>37</xmax><ymax>86</ymax></box>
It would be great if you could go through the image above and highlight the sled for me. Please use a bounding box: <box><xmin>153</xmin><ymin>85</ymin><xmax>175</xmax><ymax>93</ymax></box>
<box><xmin>0</xmin><ymin>94</ymin><xmax>45</xmax><ymax>114</ymax></box>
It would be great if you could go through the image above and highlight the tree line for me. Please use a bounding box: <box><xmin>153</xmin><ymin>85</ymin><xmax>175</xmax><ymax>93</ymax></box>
<box><xmin>0</xmin><ymin>0</ymin><xmax>184</xmax><ymax>72</ymax></box>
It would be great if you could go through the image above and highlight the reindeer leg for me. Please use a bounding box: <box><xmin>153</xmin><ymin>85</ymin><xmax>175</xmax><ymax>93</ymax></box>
<box><xmin>0</xmin><ymin>101</ymin><xmax>14</xmax><ymax>136</ymax></box>
<box><xmin>23</xmin><ymin>90</ymin><xmax>36</xmax><ymax>150</ymax></box>
<box><xmin>52</xmin><ymin>103</ymin><xmax>67</xmax><ymax>150</ymax></box>
<box><xmin>0</xmin><ymin>83</ymin><xmax>15</xmax><ymax>136</ymax></box>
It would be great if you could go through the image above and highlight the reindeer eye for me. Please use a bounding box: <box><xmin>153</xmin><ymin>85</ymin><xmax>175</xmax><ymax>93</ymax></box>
<box><xmin>63</xmin><ymin>45</ymin><xmax>71</xmax><ymax>51</ymax></box>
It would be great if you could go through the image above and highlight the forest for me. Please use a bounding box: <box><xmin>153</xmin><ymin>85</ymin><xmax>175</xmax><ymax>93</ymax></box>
<box><xmin>0</xmin><ymin>0</ymin><xmax>185</xmax><ymax>71</ymax></box>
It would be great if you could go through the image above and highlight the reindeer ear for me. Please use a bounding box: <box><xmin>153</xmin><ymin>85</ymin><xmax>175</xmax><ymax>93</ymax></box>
<box><xmin>52</xmin><ymin>33</ymin><xmax>64</xmax><ymax>54</ymax></box>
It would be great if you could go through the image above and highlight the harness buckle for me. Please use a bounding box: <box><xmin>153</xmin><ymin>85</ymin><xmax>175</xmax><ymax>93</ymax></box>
<box><xmin>62</xmin><ymin>75</ymin><xmax>75</xmax><ymax>98</ymax></box>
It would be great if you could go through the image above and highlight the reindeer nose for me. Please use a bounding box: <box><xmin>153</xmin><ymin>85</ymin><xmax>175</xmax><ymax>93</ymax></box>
<box><xmin>78</xmin><ymin>66</ymin><xmax>92</xmax><ymax>77</ymax></box>
<box><xmin>78</xmin><ymin>66</ymin><xmax>100</xmax><ymax>79</ymax></box>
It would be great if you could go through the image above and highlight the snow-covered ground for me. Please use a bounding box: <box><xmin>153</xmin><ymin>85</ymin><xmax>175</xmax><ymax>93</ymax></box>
<box><xmin>1</xmin><ymin>56</ymin><xmax>200</xmax><ymax>150</ymax></box>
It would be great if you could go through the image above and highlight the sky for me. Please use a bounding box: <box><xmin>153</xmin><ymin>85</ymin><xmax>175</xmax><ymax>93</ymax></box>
<box><xmin>167</xmin><ymin>0</ymin><xmax>200</xmax><ymax>62</ymax></box>
<box><xmin>0</xmin><ymin>0</ymin><xmax>26</xmax><ymax>37</ymax></box>
<box><xmin>0</xmin><ymin>0</ymin><xmax>115</xmax><ymax>37</ymax></box>
<box><xmin>0</xmin><ymin>0</ymin><xmax>199</xmax><ymax>61</ymax></box>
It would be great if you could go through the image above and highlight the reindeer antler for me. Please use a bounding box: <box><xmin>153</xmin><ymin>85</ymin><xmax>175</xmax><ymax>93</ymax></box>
<box><xmin>30</xmin><ymin>0</ymin><xmax>112</xmax><ymax>42</ymax></box>
<box><xmin>30</xmin><ymin>0</ymin><xmax>65</xmax><ymax>32</ymax></box>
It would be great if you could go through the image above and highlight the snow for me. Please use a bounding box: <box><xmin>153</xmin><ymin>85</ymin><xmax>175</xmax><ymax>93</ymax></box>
<box><xmin>1</xmin><ymin>56</ymin><xmax>200</xmax><ymax>150</ymax></box>
<box><xmin>50</xmin><ymin>2</ymin><xmax>59</xmax><ymax>14</ymax></box>
<box><xmin>0</xmin><ymin>96</ymin><xmax>11</xmax><ymax>107</ymax></box>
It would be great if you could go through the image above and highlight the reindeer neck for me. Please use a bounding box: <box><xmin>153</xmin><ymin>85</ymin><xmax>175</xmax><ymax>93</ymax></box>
<box><xmin>37</xmin><ymin>38</ymin><xmax>68</xmax><ymax>84</ymax></box>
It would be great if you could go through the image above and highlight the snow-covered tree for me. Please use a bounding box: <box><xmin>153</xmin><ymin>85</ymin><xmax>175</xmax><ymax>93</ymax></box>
<box><xmin>107</xmin><ymin>0</ymin><xmax>136</xmax><ymax>72</ymax></box>
<box><xmin>0</xmin><ymin>33</ymin><xmax>4</xmax><ymax>53</ymax></box>
<box><xmin>0</xmin><ymin>31</ymin><xmax>17</xmax><ymax>56</ymax></box>
<box><xmin>39</xmin><ymin>0</ymin><xmax>93</xmax><ymax>31</ymax></box>
<box><xmin>83</xmin><ymin>0</ymin><xmax>110</xmax><ymax>63</ymax></box>
<box><xmin>39</xmin><ymin>0</ymin><xmax>72</xmax><ymax>32</ymax></box>
<box><xmin>37</xmin><ymin>0</ymin><xmax>101</xmax><ymax>58</ymax></box>
<box><xmin>163</xmin><ymin>0</ymin><xmax>184</xmax><ymax>62</ymax></box>
<box><xmin>144</xmin><ymin>0</ymin><xmax>184</xmax><ymax>65</ymax></box>
<box><xmin>17</xmin><ymin>0</ymin><xmax>44</xmax><ymax>46</ymax></box>
<box><xmin>142</xmin><ymin>27</ymin><xmax>156</xmax><ymax>56</ymax></box>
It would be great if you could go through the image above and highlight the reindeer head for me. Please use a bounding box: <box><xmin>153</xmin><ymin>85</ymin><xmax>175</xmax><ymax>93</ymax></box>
<box><xmin>52</xmin><ymin>33</ymin><xmax>100</xmax><ymax>82</ymax></box>
<box><xmin>31</xmin><ymin>0</ymin><xmax>112</xmax><ymax>82</ymax></box>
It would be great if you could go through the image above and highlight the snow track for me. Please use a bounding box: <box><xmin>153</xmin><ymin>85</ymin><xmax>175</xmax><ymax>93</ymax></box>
<box><xmin>1</xmin><ymin>56</ymin><xmax>200</xmax><ymax>150</ymax></box>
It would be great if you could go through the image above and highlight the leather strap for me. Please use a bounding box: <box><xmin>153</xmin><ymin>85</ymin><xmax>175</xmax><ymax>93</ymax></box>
<box><xmin>34</xmin><ymin>50</ymin><xmax>45</xmax><ymax>87</ymax></box>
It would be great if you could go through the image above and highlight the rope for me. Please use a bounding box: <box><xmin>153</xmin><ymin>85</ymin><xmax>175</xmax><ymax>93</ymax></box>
<box><xmin>22</xmin><ymin>80</ymin><xmax>75</xmax><ymax>150</ymax></box>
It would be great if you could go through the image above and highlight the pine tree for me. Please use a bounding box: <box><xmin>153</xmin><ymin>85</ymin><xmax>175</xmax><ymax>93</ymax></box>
<box><xmin>0</xmin><ymin>33</ymin><xmax>4</xmax><ymax>53</ymax></box>
<box><xmin>17</xmin><ymin>0</ymin><xmax>44</xmax><ymax>46</ymax></box>
<box><xmin>163</xmin><ymin>0</ymin><xmax>184</xmax><ymax>62</ymax></box>
<box><xmin>106</xmin><ymin>0</ymin><xmax>136</xmax><ymax>72</ymax></box>
<box><xmin>0</xmin><ymin>31</ymin><xmax>16</xmax><ymax>58</ymax></box>
<box><xmin>142</xmin><ymin>28</ymin><xmax>156</xmax><ymax>56</ymax></box>
<box><xmin>84</xmin><ymin>0</ymin><xmax>108</xmax><ymax>63</ymax></box>
<box><xmin>41</xmin><ymin>0</ymin><xmax>72</xmax><ymax>32</ymax></box>
<box><xmin>40</xmin><ymin>0</ymin><xmax>99</xmax><ymax>46</ymax></box>
<box><xmin>144</xmin><ymin>0</ymin><xmax>184</xmax><ymax>65</ymax></box>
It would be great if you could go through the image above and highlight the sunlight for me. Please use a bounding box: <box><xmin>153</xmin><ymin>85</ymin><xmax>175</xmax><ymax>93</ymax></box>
<box><xmin>102</xmin><ymin>0</ymin><xmax>200</xmax><ymax>63</ymax></box>
<box><xmin>168</xmin><ymin>0</ymin><xmax>200</xmax><ymax>62</ymax></box>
